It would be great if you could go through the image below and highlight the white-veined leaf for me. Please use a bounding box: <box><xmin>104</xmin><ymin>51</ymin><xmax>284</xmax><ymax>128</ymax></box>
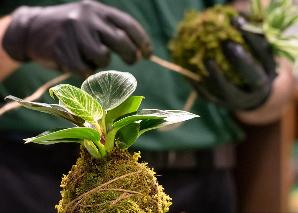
<box><xmin>81</xmin><ymin>70</ymin><xmax>137</xmax><ymax>110</ymax></box>
<box><xmin>49</xmin><ymin>84</ymin><xmax>103</xmax><ymax>124</ymax></box>
<box><xmin>138</xmin><ymin>109</ymin><xmax>199</xmax><ymax>135</ymax></box>
<box><xmin>112</xmin><ymin>108</ymin><xmax>198</xmax><ymax>137</ymax></box>
<box><xmin>5</xmin><ymin>95</ymin><xmax>85</xmax><ymax>126</ymax></box>
<box><xmin>112</xmin><ymin>109</ymin><xmax>199</xmax><ymax>131</ymax></box>
<box><xmin>112</xmin><ymin>113</ymin><xmax>164</xmax><ymax>130</ymax></box>
<box><xmin>24</xmin><ymin>127</ymin><xmax>100</xmax><ymax>144</ymax></box>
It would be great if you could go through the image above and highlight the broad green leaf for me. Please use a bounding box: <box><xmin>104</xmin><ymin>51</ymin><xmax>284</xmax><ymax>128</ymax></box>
<box><xmin>105</xmin><ymin>96</ymin><xmax>144</xmax><ymax>126</ymax></box>
<box><xmin>81</xmin><ymin>70</ymin><xmax>137</xmax><ymax>110</ymax></box>
<box><xmin>83</xmin><ymin>140</ymin><xmax>101</xmax><ymax>158</ymax></box>
<box><xmin>24</xmin><ymin>127</ymin><xmax>100</xmax><ymax>145</ymax></box>
<box><xmin>25</xmin><ymin>138</ymin><xmax>83</xmax><ymax>145</ymax></box>
<box><xmin>49</xmin><ymin>84</ymin><xmax>103</xmax><ymax>124</ymax></box>
<box><xmin>139</xmin><ymin>119</ymin><xmax>165</xmax><ymax>132</ymax></box>
<box><xmin>117</xmin><ymin>123</ymin><xmax>140</xmax><ymax>149</ymax></box>
<box><xmin>112</xmin><ymin>113</ymin><xmax>164</xmax><ymax>130</ymax></box>
<box><xmin>105</xmin><ymin>128</ymin><xmax>118</xmax><ymax>152</ymax></box>
<box><xmin>138</xmin><ymin>109</ymin><xmax>199</xmax><ymax>135</ymax></box>
<box><xmin>5</xmin><ymin>96</ymin><xmax>85</xmax><ymax>126</ymax></box>
<box><xmin>112</xmin><ymin>110</ymin><xmax>198</xmax><ymax>148</ymax></box>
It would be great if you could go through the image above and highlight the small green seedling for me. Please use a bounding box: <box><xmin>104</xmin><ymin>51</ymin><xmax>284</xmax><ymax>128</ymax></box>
<box><xmin>6</xmin><ymin>70</ymin><xmax>198</xmax><ymax>212</ymax></box>
<box><xmin>6</xmin><ymin>70</ymin><xmax>198</xmax><ymax>159</ymax></box>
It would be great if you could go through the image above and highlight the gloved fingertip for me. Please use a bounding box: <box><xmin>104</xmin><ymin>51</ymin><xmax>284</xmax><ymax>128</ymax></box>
<box><xmin>141</xmin><ymin>42</ymin><xmax>153</xmax><ymax>59</ymax></box>
<box><xmin>230</xmin><ymin>15</ymin><xmax>247</xmax><ymax>30</ymax></box>
<box><xmin>120</xmin><ymin>50</ymin><xmax>138</xmax><ymax>65</ymax></box>
<box><xmin>221</xmin><ymin>40</ymin><xmax>237</xmax><ymax>51</ymax></box>
<box><xmin>136</xmin><ymin>50</ymin><xmax>142</xmax><ymax>61</ymax></box>
<box><xmin>221</xmin><ymin>40</ymin><xmax>244</xmax><ymax>60</ymax></box>
<box><xmin>203</xmin><ymin>59</ymin><xmax>223</xmax><ymax>80</ymax></box>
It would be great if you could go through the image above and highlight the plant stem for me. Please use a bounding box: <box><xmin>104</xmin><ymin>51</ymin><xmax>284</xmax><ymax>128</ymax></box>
<box><xmin>105</xmin><ymin>129</ymin><xmax>118</xmax><ymax>152</ymax></box>
<box><xmin>95</xmin><ymin>123</ymin><xmax>102</xmax><ymax>135</ymax></box>
<box><xmin>83</xmin><ymin>140</ymin><xmax>102</xmax><ymax>159</ymax></box>
<box><xmin>96</xmin><ymin>142</ymin><xmax>107</xmax><ymax>158</ymax></box>
<box><xmin>100</xmin><ymin>112</ymin><xmax>107</xmax><ymax>136</ymax></box>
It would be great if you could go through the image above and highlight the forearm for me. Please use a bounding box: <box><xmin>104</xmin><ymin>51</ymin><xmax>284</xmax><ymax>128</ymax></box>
<box><xmin>235</xmin><ymin>59</ymin><xmax>295</xmax><ymax>125</ymax></box>
<box><xmin>0</xmin><ymin>16</ymin><xmax>20</xmax><ymax>81</ymax></box>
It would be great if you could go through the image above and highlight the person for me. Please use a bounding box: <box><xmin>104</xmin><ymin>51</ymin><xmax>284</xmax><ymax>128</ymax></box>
<box><xmin>0</xmin><ymin>0</ymin><xmax>294</xmax><ymax>213</ymax></box>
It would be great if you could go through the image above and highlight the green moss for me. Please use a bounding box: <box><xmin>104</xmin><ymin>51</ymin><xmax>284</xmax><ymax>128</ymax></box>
<box><xmin>56</xmin><ymin>146</ymin><xmax>171</xmax><ymax>213</ymax></box>
<box><xmin>169</xmin><ymin>5</ymin><xmax>247</xmax><ymax>85</ymax></box>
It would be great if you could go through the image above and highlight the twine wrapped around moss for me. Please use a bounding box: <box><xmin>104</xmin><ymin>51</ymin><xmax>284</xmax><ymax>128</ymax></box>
<box><xmin>169</xmin><ymin>5</ymin><xmax>247</xmax><ymax>85</ymax></box>
<box><xmin>56</xmin><ymin>147</ymin><xmax>172</xmax><ymax>213</ymax></box>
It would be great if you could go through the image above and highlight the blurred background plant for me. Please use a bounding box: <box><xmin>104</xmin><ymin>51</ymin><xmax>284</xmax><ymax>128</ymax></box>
<box><xmin>247</xmin><ymin>0</ymin><xmax>298</xmax><ymax>62</ymax></box>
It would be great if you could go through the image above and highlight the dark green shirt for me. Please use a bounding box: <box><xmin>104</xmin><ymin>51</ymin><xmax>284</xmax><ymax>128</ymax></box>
<box><xmin>0</xmin><ymin>0</ymin><xmax>244</xmax><ymax>150</ymax></box>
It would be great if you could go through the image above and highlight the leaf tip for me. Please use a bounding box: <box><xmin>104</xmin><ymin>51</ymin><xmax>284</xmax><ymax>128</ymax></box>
<box><xmin>49</xmin><ymin>88</ymin><xmax>55</xmax><ymax>99</ymax></box>
<box><xmin>4</xmin><ymin>95</ymin><xmax>11</xmax><ymax>100</ymax></box>
<box><xmin>4</xmin><ymin>95</ymin><xmax>19</xmax><ymax>102</ymax></box>
<box><xmin>24</xmin><ymin>138</ymin><xmax>32</xmax><ymax>144</ymax></box>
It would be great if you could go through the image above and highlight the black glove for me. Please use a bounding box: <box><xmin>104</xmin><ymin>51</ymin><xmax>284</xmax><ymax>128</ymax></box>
<box><xmin>192</xmin><ymin>16</ymin><xmax>277</xmax><ymax>110</ymax></box>
<box><xmin>2</xmin><ymin>0</ymin><xmax>152</xmax><ymax>75</ymax></box>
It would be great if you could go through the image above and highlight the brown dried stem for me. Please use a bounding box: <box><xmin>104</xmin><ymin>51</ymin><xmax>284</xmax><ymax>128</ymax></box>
<box><xmin>150</xmin><ymin>55</ymin><xmax>200</xmax><ymax>82</ymax></box>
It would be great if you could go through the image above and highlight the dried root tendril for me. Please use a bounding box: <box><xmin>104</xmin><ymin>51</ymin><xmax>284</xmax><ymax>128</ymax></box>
<box><xmin>65</xmin><ymin>171</ymin><xmax>142</xmax><ymax>212</ymax></box>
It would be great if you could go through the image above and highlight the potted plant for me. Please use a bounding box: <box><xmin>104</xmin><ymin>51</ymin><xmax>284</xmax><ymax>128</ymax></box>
<box><xmin>6</xmin><ymin>70</ymin><xmax>198</xmax><ymax>212</ymax></box>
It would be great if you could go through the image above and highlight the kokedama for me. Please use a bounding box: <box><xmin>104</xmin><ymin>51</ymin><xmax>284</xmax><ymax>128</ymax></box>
<box><xmin>5</xmin><ymin>70</ymin><xmax>198</xmax><ymax>212</ymax></box>
<box><xmin>170</xmin><ymin>6</ymin><xmax>245</xmax><ymax>85</ymax></box>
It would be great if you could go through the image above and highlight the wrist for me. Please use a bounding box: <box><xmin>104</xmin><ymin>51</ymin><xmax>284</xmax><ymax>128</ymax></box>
<box><xmin>0</xmin><ymin>16</ymin><xmax>20</xmax><ymax>81</ymax></box>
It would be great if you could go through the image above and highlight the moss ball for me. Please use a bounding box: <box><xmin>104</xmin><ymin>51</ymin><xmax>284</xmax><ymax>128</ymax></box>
<box><xmin>56</xmin><ymin>147</ymin><xmax>172</xmax><ymax>213</ymax></box>
<box><xmin>169</xmin><ymin>5</ymin><xmax>246</xmax><ymax>85</ymax></box>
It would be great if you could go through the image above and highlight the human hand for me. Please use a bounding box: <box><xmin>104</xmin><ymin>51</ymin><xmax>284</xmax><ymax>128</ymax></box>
<box><xmin>0</xmin><ymin>16</ymin><xmax>20</xmax><ymax>81</ymax></box>
<box><xmin>191</xmin><ymin>16</ymin><xmax>277</xmax><ymax>110</ymax></box>
<box><xmin>2</xmin><ymin>0</ymin><xmax>152</xmax><ymax>76</ymax></box>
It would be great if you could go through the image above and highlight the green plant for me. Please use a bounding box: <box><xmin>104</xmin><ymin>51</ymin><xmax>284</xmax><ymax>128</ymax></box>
<box><xmin>6</xmin><ymin>70</ymin><xmax>198</xmax><ymax>212</ymax></box>
<box><xmin>6</xmin><ymin>70</ymin><xmax>198</xmax><ymax>159</ymax></box>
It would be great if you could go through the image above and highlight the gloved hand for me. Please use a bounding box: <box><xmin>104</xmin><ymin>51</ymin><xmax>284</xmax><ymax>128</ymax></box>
<box><xmin>2</xmin><ymin>0</ymin><xmax>152</xmax><ymax>75</ymax></box>
<box><xmin>191</xmin><ymin>16</ymin><xmax>277</xmax><ymax>110</ymax></box>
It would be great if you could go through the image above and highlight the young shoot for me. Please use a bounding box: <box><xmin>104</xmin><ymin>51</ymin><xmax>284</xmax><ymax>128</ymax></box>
<box><xmin>5</xmin><ymin>70</ymin><xmax>198</xmax><ymax>159</ymax></box>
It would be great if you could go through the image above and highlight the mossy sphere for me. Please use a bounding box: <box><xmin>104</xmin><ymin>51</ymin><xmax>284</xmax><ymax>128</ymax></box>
<box><xmin>56</xmin><ymin>147</ymin><xmax>172</xmax><ymax>213</ymax></box>
<box><xmin>169</xmin><ymin>5</ymin><xmax>247</xmax><ymax>85</ymax></box>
